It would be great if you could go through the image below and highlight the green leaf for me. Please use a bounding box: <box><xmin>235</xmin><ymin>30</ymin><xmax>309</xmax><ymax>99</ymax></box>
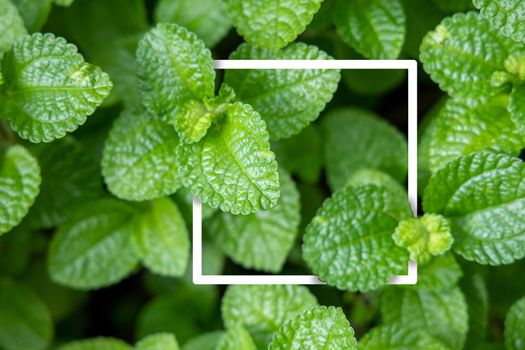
<box><xmin>474</xmin><ymin>0</ymin><xmax>525</xmax><ymax>43</ymax></box>
<box><xmin>358</xmin><ymin>324</ymin><xmax>451</xmax><ymax>350</ymax></box>
<box><xmin>181</xmin><ymin>332</ymin><xmax>224</xmax><ymax>350</ymax></box>
<box><xmin>136</xmin><ymin>333</ymin><xmax>180</xmax><ymax>350</ymax></box>
<box><xmin>303</xmin><ymin>185</ymin><xmax>411</xmax><ymax>292</ymax></box>
<box><xmin>136</xmin><ymin>23</ymin><xmax>215</xmax><ymax>122</ymax></box>
<box><xmin>172</xmin><ymin>187</ymin><xmax>217</xmax><ymax>221</ymax></box>
<box><xmin>54</xmin><ymin>0</ymin><xmax>74</xmax><ymax>6</ymax></box>
<box><xmin>216</xmin><ymin>326</ymin><xmax>257</xmax><ymax>350</ymax></box>
<box><xmin>224</xmin><ymin>0</ymin><xmax>322</xmax><ymax>50</ymax></box>
<box><xmin>423</xmin><ymin>151</ymin><xmax>525</xmax><ymax>265</ymax></box>
<box><xmin>12</xmin><ymin>0</ymin><xmax>52</xmax><ymax>32</ymax></box>
<box><xmin>333</xmin><ymin>0</ymin><xmax>406</xmax><ymax>59</ymax></box>
<box><xmin>208</xmin><ymin>169</ymin><xmax>300</xmax><ymax>273</ymax></box>
<box><xmin>420</xmin><ymin>12</ymin><xmax>518</xmax><ymax>100</ymax></box>
<box><xmin>0</xmin><ymin>145</ymin><xmax>40</xmax><ymax>235</ymax></box>
<box><xmin>135</xmin><ymin>198</ymin><xmax>189</xmax><ymax>277</ymax></box>
<box><xmin>381</xmin><ymin>286</ymin><xmax>468</xmax><ymax>349</ymax></box>
<box><xmin>323</xmin><ymin>108</ymin><xmax>407</xmax><ymax>191</ymax></box>
<box><xmin>417</xmin><ymin>254</ymin><xmax>462</xmax><ymax>290</ymax></box>
<box><xmin>393</xmin><ymin>214</ymin><xmax>454</xmax><ymax>264</ymax></box>
<box><xmin>221</xmin><ymin>285</ymin><xmax>318</xmax><ymax>347</ymax></box>
<box><xmin>48</xmin><ymin>199</ymin><xmax>140</xmax><ymax>289</ymax></box>
<box><xmin>509</xmin><ymin>84</ymin><xmax>525</xmax><ymax>133</ymax></box>
<box><xmin>0</xmin><ymin>280</ymin><xmax>53</xmax><ymax>350</ymax></box>
<box><xmin>268</xmin><ymin>306</ymin><xmax>358</xmax><ymax>350</ymax></box>
<box><xmin>0</xmin><ymin>0</ymin><xmax>27</xmax><ymax>56</ymax></box>
<box><xmin>505</xmin><ymin>296</ymin><xmax>525</xmax><ymax>350</ymax></box>
<box><xmin>57</xmin><ymin>337</ymin><xmax>131</xmax><ymax>350</ymax></box>
<box><xmin>0</xmin><ymin>33</ymin><xmax>112</xmax><ymax>142</ymax></box>
<box><xmin>102</xmin><ymin>107</ymin><xmax>181</xmax><ymax>201</ymax></box>
<box><xmin>26</xmin><ymin>137</ymin><xmax>102</xmax><ymax>228</ymax></box>
<box><xmin>224</xmin><ymin>43</ymin><xmax>340</xmax><ymax>140</ymax></box>
<box><xmin>154</xmin><ymin>0</ymin><xmax>231</xmax><ymax>47</ymax></box>
<box><xmin>177</xmin><ymin>102</ymin><xmax>280</xmax><ymax>215</ymax></box>
<box><xmin>428</xmin><ymin>95</ymin><xmax>525</xmax><ymax>172</ymax></box>
<box><xmin>461</xmin><ymin>273</ymin><xmax>489</xmax><ymax>347</ymax></box>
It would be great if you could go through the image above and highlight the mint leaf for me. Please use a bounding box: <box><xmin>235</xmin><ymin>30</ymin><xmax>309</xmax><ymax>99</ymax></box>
<box><xmin>135</xmin><ymin>198</ymin><xmax>189</xmax><ymax>277</ymax></box>
<box><xmin>0</xmin><ymin>33</ymin><xmax>112</xmax><ymax>142</ymax></box>
<box><xmin>48</xmin><ymin>199</ymin><xmax>140</xmax><ymax>289</ymax></box>
<box><xmin>420</xmin><ymin>12</ymin><xmax>518</xmax><ymax>100</ymax></box>
<box><xmin>303</xmin><ymin>185</ymin><xmax>411</xmax><ymax>292</ymax></box>
<box><xmin>381</xmin><ymin>286</ymin><xmax>468</xmax><ymax>349</ymax></box>
<box><xmin>58</xmin><ymin>337</ymin><xmax>131</xmax><ymax>350</ymax></box>
<box><xmin>417</xmin><ymin>254</ymin><xmax>462</xmax><ymax>290</ymax></box>
<box><xmin>323</xmin><ymin>108</ymin><xmax>407</xmax><ymax>191</ymax></box>
<box><xmin>393</xmin><ymin>214</ymin><xmax>454</xmax><ymax>264</ymax></box>
<box><xmin>505</xmin><ymin>296</ymin><xmax>525</xmax><ymax>350</ymax></box>
<box><xmin>208</xmin><ymin>169</ymin><xmax>300</xmax><ymax>273</ymax></box>
<box><xmin>154</xmin><ymin>0</ymin><xmax>231</xmax><ymax>47</ymax></box>
<box><xmin>216</xmin><ymin>326</ymin><xmax>257</xmax><ymax>350</ymax></box>
<box><xmin>136</xmin><ymin>23</ymin><xmax>215</xmax><ymax>122</ymax></box>
<box><xmin>12</xmin><ymin>0</ymin><xmax>51</xmax><ymax>32</ymax></box>
<box><xmin>428</xmin><ymin>96</ymin><xmax>525</xmax><ymax>172</ymax></box>
<box><xmin>102</xmin><ymin>107</ymin><xmax>181</xmax><ymax>201</ymax></box>
<box><xmin>177</xmin><ymin>102</ymin><xmax>280</xmax><ymax>215</ymax></box>
<box><xmin>221</xmin><ymin>285</ymin><xmax>318</xmax><ymax>347</ymax></box>
<box><xmin>224</xmin><ymin>0</ymin><xmax>322</xmax><ymax>50</ymax></box>
<box><xmin>26</xmin><ymin>137</ymin><xmax>102</xmax><ymax>228</ymax></box>
<box><xmin>333</xmin><ymin>0</ymin><xmax>406</xmax><ymax>59</ymax></box>
<box><xmin>0</xmin><ymin>280</ymin><xmax>53</xmax><ymax>350</ymax></box>
<box><xmin>136</xmin><ymin>333</ymin><xmax>180</xmax><ymax>350</ymax></box>
<box><xmin>182</xmin><ymin>332</ymin><xmax>224</xmax><ymax>350</ymax></box>
<box><xmin>423</xmin><ymin>151</ymin><xmax>525</xmax><ymax>265</ymax></box>
<box><xmin>474</xmin><ymin>0</ymin><xmax>525</xmax><ymax>43</ymax></box>
<box><xmin>0</xmin><ymin>0</ymin><xmax>27</xmax><ymax>56</ymax></box>
<box><xmin>224</xmin><ymin>43</ymin><xmax>340</xmax><ymax>140</ymax></box>
<box><xmin>0</xmin><ymin>145</ymin><xmax>40</xmax><ymax>235</ymax></box>
<box><xmin>509</xmin><ymin>84</ymin><xmax>525</xmax><ymax>133</ymax></box>
<box><xmin>268</xmin><ymin>306</ymin><xmax>358</xmax><ymax>350</ymax></box>
<box><xmin>358</xmin><ymin>324</ymin><xmax>451</xmax><ymax>350</ymax></box>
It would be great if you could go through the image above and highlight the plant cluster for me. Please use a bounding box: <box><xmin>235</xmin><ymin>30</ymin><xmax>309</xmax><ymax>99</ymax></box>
<box><xmin>0</xmin><ymin>0</ymin><xmax>525</xmax><ymax>349</ymax></box>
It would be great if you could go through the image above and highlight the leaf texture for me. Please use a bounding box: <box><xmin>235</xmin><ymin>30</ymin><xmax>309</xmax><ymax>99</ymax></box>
<box><xmin>505</xmin><ymin>296</ymin><xmax>525</xmax><ymax>350</ymax></box>
<box><xmin>268</xmin><ymin>306</ymin><xmax>358</xmax><ymax>350</ymax></box>
<box><xmin>136</xmin><ymin>333</ymin><xmax>180</xmax><ymax>350</ymax></box>
<box><xmin>323</xmin><ymin>107</ymin><xmax>408</xmax><ymax>191</ymax></box>
<box><xmin>221</xmin><ymin>285</ymin><xmax>318</xmax><ymax>347</ymax></box>
<box><xmin>423</xmin><ymin>152</ymin><xmax>525</xmax><ymax>265</ymax></box>
<box><xmin>177</xmin><ymin>102</ymin><xmax>280</xmax><ymax>215</ymax></box>
<box><xmin>0</xmin><ymin>145</ymin><xmax>40</xmax><ymax>235</ymax></box>
<box><xmin>136</xmin><ymin>23</ymin><xmax>215</xmax><ymax>122</ymax></box>
<box><xmin>358</xmin><ymin>324</ymin><xmax>451</xmax><ymax>350</ymax></box>
<box><xmin>0</xmin><ymin>0</ymin><xmax>27</xmax><ymax>56</ymax></box>
<box><xmin>224</xmin><ymin>43</ymin><xmax>340</xmax><ymax>140</ymax></box>
<box><xmin>48</xmin><ymin>199</ymin><xmax>140</xmax><ymax>289</ymax></box>
<box><xmin>417</xmin><ymin>254</ymin><xmax>462</xmax><ymax>290</ymax></box>
<box><xmin>333</xmin><ymin>0</ymin><xmax>406</xmax><ymax>59</ymax></box>
<box><xmin>102</xmin><ymin>107</ymin><xmax>181</xmax><ymax>201</ymax></box>
<box><xmin>0</xmin><ymin>33</ymin><xmax>112</xmax><ymax>142</ymax></box>
<box><xmin>474</xmin><ymin>0</ymin><xmax>525</xmax><ymax>43</ymax></box>
<box><xmin>216</xmin><ymin>326</ymin><xmax>257</xmax><ymax>350</ymax></box>
<box><xmin>509</xmin><ymin>84</ymin><xmax>525</xmax><ymax>134</ymax></box>
<box><xmin>428</xmin><ymin>96</ymin><xmax>525</xmax><ymax>172</ymax></box>
<box><xmin>381</xmin><ymin>286</ymin><xmax>468</xmax><ymax>349</ymax></box>
<box><xmin>208</xmin><ymin>169</ymin><xmax>300</xmax><ymax>273</ymax></box>
<box><xmin>303</xmin><ymin>185</ymin><xmax>411</xmax><ymax>292</ymax></box>
<box><xmin>224</xmin><ymin>0</ymin><xmax>322</xmax><ymax>49</ymax></box>
<box><xmin>420</xmin><ymin>12</ymin><xmax>518</xmax><ymax>100</ymax></box>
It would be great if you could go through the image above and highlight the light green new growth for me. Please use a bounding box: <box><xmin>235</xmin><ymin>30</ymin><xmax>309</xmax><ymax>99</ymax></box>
<box><xmin>136</xmin><ymin>333</ymin><xmax>180</xmax><ymax>350</ymax></box>
<box><xmin>0</xmin><ymin>145</ymin><xmax>41</xmax><ymax>235</ymax></box>
<box><xmin>216</xmin><ymin>326</ymin><xmax>257</xmax><ymax>350</ymax></box>
<box><xmin>0</xmin><ymin>0</ymin><xmax>27</xmax><ymax>56</ymax></box>
<box><xmin>393</xmin><ymin>214</ymin><xmax>453</xmax><ymax>264</ymax></box>
<box><xmin>177</xmin><ymin>102</ymin><xmax>280</xmax><ymax>215</ymax></box>
<box><xmin>505</xmin><ymin>296</ymin><xmax>525</xmax><ymax>350</ymax></box>
<box><xmin>0</xmin><ymin>33</ymin><xmax>112</xmax><ymax>142</ymax></box>
<box><xmin>224</xmin><ymin>43</ymin><xmax>340</xmax><ymax>140</ymax></box>
<box><xmin>474</xmin><ymin>0</ymin><xmax>525</xmax><ymax>43</ymax></box>
<box><xmin>208</xmin><ymin>169</ymin><xmax>300</xmax><ymax>273</ymax></box>
<box><xmin>221</xmin><ymin>285</ymin><xmax>318</xmax><ymax>348</ymax></box>
<box><xmin>303</xmin><ymin>185</ymin><xmax>411</xmax><ymax>292</ymax></box>
<box><xmin>224</xmin><ymin>0</ymin><xmax>323</xmax><ymax>49</ymax></box>
<box><xmin>268</xmin><ymin>306</ymin><xmax>358</xmax><ymax>350</ymax></box>
<box><xmin>333</xmin><ymin>0</ymin><xmax>406</xmax><ymax>59</ymax></box>
<box><xmin>57</xmin><ymin>337</ymin><xmax>131</xmax><ymax>350</ymax></box>
<box><xmin>424</xmin><ymin>151</ymin><xmax>525</xmax><ymax>265</ymax></box>
<box><xmin>102</xmin><ymin>107</ymin><xmax>181</xmax><ymax>201</ymax></box>
<box><xmin>136</xmin><ymin>23</ymin><xmax>215</xmax><ymax>122</ymax></box>
<box><xmin>154</xmin><ymin>0</ymin><xmax>231</xmax><ymax>47</ymax></box>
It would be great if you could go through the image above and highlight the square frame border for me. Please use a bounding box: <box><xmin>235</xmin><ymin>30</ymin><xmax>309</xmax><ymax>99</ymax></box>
<box><xmin>193</xmin><ymin>59</ymin><xmax>418</xmax><ymax>285</ymax></box>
